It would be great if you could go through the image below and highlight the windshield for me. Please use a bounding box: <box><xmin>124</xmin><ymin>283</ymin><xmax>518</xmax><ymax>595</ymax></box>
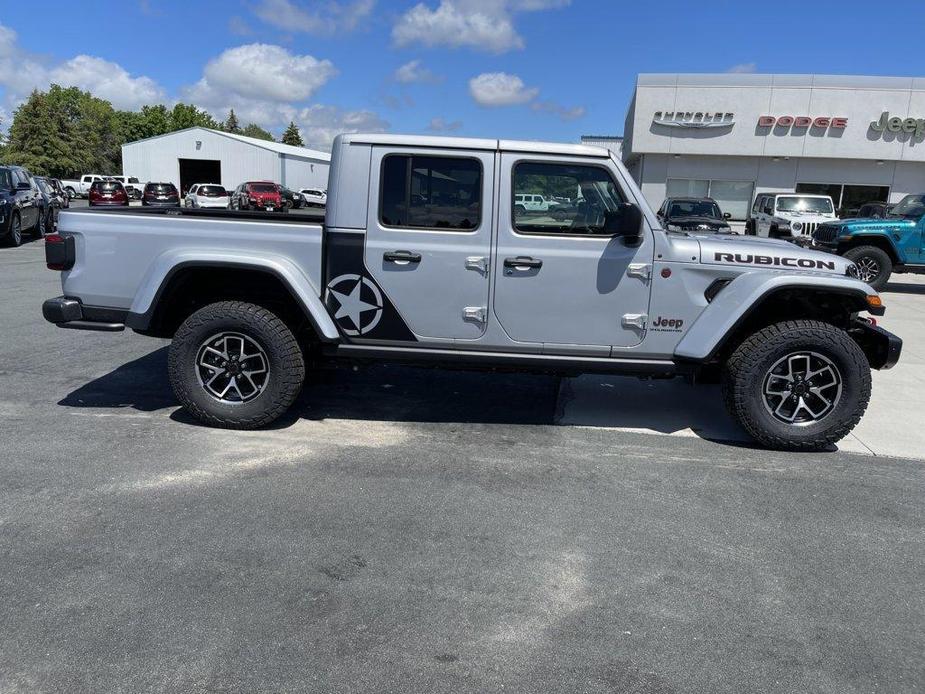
<box><xmin>199</xmin><ymin>185</ymin><xmax>227</xmax><ymax>197</ymax></box>
<box><xmin>248</xmin><ymin>183</ymin><xmax>278</xmax><ymax>193</ymax></box>
<box><xmin>887</xmin><ymin>195</ymin><xmax>925</xmax><ymax>220</ymax></box>
<box><xmin>776</xmin><ymin>196</ymin><xmax>833</xmax><ymax>214</ymax></box>
<box><xmin>668</xmin><ymin>200</ymin><xmax>721</xmax><ymax>219</ymax></box>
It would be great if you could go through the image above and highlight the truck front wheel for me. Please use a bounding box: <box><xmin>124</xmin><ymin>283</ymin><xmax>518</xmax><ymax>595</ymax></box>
<box><xmin>168</xmin><ymin>301</ymin><xmax>306</xmax><ymax>429</ymax></box>
<box><xmin>722</xmin><ymin>320</ymin><xmax>871</xmax><ymax>451</ymax></box>
<box><xmin>844</xmin><ymin>245</ymin><xmax>892</xmax><ymax>291</ymax></box>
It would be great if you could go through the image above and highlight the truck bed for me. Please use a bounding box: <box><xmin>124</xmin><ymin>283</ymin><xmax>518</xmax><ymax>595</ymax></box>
<box><xmin>57</xmin><ymin>207</ymin><xmax>326</xmax><ymax>313</ymax></box>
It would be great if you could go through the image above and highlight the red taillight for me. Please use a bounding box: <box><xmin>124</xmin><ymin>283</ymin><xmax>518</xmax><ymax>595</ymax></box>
<box><xmin>89</xmin><ymin>190</ymin><xmax>101</xmax><ymax>200</ymax></box>
<box><xmin>45</xmin><ymin>234</ymin><xmax>69</xmax><ymax>270</ymax></box>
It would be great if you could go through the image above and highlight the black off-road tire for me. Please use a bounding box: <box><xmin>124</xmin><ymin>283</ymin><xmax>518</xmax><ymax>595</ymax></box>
<box><xmin>722</xmin><ymin>320</ymin><xmax>871</xmax><ymax>451</ymax></box>
<box><xmin>844</xmin><ymin>245</ymin><xmax>893</xmax><ymax>291</ymax></box>
<box><xmin>168</xmin><ymin>301</ymin><xmax>305</xmax><ymax>429</ymax></box>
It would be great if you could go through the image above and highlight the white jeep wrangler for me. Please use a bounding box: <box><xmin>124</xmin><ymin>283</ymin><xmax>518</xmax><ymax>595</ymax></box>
<box><xmin>747</xmin><ymin>193</ymin><xmax>838</xmax><ymax>242</ymax></box>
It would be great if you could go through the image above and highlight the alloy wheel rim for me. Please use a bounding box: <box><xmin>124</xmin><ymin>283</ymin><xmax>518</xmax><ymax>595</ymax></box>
<box><xmin>11</xmin><ymin>216</ymin><xmax>20</xmax><ymax>243</ymax></box>
<box><xmin>195</xmin><ymin>332</ymin><xmax>270</xmax><ymax>404</ymax></box>
<box><xmin>762</xmin><ymin>351</ymin><xmax>842</xmax><ymax>426</ymax></box>
<box><xmin>855</xmin><ymin>257</ymin><xmax>880</xmax><ymax>283</ymax></box>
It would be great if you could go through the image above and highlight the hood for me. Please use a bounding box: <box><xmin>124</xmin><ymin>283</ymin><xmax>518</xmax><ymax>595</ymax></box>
<box><xmin>697</xmin><ymin>234</ymin><xmax>854</xmax><ymax>275</ymax></box>
<box><xmin>831</xmin><ymin>217</ymin><xmax>916</xmax><ymax>232</ymax></box>
<box><xmin>667</xmin><ymin>215</ymin><xmax>729</xmax><ymax>229</ymax></box>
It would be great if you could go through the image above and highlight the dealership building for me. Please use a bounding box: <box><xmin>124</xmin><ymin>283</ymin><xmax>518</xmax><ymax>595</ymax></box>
<box><xmin>121</xmin><ymin>126</ymin><xmax>330</xmax><ymax>195</ymax></box>
<box><xmin>621</xmin><ymin>73</ymin><xmax>925</xmax><ymax>228</ymax></box>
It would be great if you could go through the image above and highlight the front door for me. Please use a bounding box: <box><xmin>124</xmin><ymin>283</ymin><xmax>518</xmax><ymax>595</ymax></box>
<box><xmin>492</xmin><ymin>155</ymin><xmax>654</xmax><ymax>349</ymax></box>
<box><xmin>362</xmin><ymin>147</ymin><xmax>494</xmax><ymax>341</ymax></box>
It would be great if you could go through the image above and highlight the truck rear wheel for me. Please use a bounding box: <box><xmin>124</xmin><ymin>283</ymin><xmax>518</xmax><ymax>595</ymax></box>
<box><xmin>844</xmin><ymin>245</ymin><xmax>892</xmax><ymax>291</ymax></box>
<box><xmin>722</xmin><ymin>320</ymin><xmax>871</xmax><ymax>451</ymax></box>
<box><xmin>168</xmin><ymin>301</ymin><xmax>305</xmax><ymax>429</ymax></box>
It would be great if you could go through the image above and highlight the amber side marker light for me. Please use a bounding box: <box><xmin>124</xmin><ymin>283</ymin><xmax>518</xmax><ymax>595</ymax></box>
<box><xmin>866</xmin><ymin>295</ymin><xmax>883</xmax><ymax>310</ymax></box>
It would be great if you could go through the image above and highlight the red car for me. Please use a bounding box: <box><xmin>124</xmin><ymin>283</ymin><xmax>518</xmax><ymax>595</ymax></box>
<box><xmin>231</xmin><ymin>181</ymin><xmax>283</xmax><ymax>211</ymax></box>
<box><xmin>88</xmin><ymin>180</ymin><xmax>130</xmax><ymax>207</ymax></box>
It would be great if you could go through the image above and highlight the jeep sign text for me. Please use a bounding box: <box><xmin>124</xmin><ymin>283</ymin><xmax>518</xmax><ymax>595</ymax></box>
<box><xmin>869</xmin><ymin>111</ymin><xmax>925</xmax><ymax>141</ymax></box>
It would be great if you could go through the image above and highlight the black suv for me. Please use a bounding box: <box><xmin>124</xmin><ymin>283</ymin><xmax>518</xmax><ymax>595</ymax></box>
<box><xmin>0</xmin><ymin>165</ymin><xmax>43</xmax><ymax>246</ymax></box>
<box><xmin>141</xmin><ymin>182</ymin><xmax>180</xmax><ymax>207</ymax></box>
<box><xmin>656</xmin><ymin>197</ymin><xmax>734</xmax><ymax>233</ymax></box>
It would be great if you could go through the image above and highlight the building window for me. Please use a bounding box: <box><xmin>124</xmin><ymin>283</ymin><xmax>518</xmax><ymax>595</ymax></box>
<box><xmin>666</xmin><ymin>178</ymin><xmax>754</xmax><ymax>221</ymax></box>
<box><xmin>380</xmin><ymin>154</ymin><xmax>482</xmax><ymax>230</ymax></box>
<box><xmin>796</xmin><ymin>183</ymin><xmax>890</xmax><ymax>217</ymax></box>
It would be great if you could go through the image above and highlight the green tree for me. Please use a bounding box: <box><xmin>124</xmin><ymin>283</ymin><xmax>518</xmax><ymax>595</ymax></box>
<box><xmin>241</xmin><ymin>123</ymin><xmax>275</xmax><ymax>141</ymax></box>
<box><xmin>280</xmin><ymin>121</ymin><xmax>303</xmax><ymax>147</ymax></box>
<box><xmin>223</xmin><ymin>109</ymin><xmax>240</xmax><ymax>133</ymax></box>
<box><xmin>169</xmin><ymin>103</ymin><xmax>218</xmax><ymax>131</ymax></box>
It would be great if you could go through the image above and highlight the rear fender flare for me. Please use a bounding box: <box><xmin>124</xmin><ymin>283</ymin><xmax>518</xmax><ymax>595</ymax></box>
<box><xmin>127</xmin><ymin>250</ymin><xmax>339</xmax><ymax>341</ymax></box>
<box><xmin>674</xmin><ymin>271</ymin><xmax>874</xmax><ymax>362</ymax></box>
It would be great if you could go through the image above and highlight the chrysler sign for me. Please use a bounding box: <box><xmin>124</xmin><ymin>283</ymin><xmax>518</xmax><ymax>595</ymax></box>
<box><xmin>653</xmin><ymin>111</ymin><xmax>734</xmax><ymax>128</ymax></box>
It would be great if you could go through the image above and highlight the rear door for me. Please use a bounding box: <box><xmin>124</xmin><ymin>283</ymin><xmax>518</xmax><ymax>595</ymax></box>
<box><xmin>363</xmin><ymin>147</ymin><xmax>494</xmax><ymax>340</ymax></box>
<box><xmin>492</xmin><ymin>154</ymin><xmax>654</xmax><ymax>349</ymax></box>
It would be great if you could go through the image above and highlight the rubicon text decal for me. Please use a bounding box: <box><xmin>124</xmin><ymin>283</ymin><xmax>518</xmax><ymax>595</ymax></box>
<box><xmin>714</xmin><ymin>252</ymin><xmax>837</xmax><ymax>271</ymax></box>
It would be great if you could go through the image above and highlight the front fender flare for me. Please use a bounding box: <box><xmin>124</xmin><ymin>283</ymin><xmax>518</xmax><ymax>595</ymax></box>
<box><xmin>124</xmin><ymin>250</ymin><xmax>340</xmax><ymax>341</ymax></box>
<box><xmin>674</xmin><ymin>271</ymin><xmax>875</xmax><ymax>362</ymax></box>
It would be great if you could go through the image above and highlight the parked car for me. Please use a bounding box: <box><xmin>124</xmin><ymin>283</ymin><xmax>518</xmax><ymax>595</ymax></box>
<box><xmin>184</xmin><ymin>184</ymin><xmax>230</xmax><ymax>209</ymax></box>
<box><xmin>299</xmin><ymin>188</ymin><xmax>327</xmax><ymax>208</ymax></box>
<box><xmin>88</xmin><ymin>180</ymin><xmax>130</xmax><ymax>208</ymax></box>
<box><xmin>746</xmin><ymin>193</ymin><xmax>838</xmax><ymax>241</ymax></box>
<box><xmin>43</xmin><ymin>133</ymin><xmax>901</xmax><ymax>452</ymax></box>
<box><xmin>59</xmin><ymin>174</ymin><xmax>107</xmax><ymax>199</ymax></box>
<box><xmin>280</xmin><ymin>187</ymin><xmax>304</xmax><ymax>210</ymax></box>
<box><xmin>856</xmin><ymin>201</ymin><xmax>893</xmax><ymax>219</ymax></box>
<box><xmin>34</xmin><ymin>177</ymin><xmax>63</xmax><ymax>233</ymax></box>
<box><xmin>141</xmin><ymin>182</ymin><xmax>180</xmax><ymax>207</ymax></box>
<box><xmin>0</xmin><ymin>165</ymin><xmax>43</xmax><ymax>246</ymax></box>
<box><xmin>230</xmin><ymin>181</ymin><xmax>282</xmax><ymax>211</ymax></box>
<box><xmin>48</xmin><ymin>178</ymin><xmax>70</xmax><ymax>208</ymax></box>
<box><xmin>513</xmin><ymin>193</ymin><xmax>560</xmax><ymax>213</ymax></box>
<box><xmin>656</xmin><ymin>197</ymin><xmax>734</xmax><ymax>233</ymax></box>
<box><xmin>108</xmin><ymin>175</ymin><xmax>144</xmax><ymax>199</ymax></box>
<box><xmin>812</xmin><ymin>193</ymin><xmax>925</xmax><ymax>290</ymax></box>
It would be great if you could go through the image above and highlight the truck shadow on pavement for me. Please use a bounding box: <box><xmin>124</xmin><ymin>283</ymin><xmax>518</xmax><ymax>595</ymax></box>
<box><xmin>885</xmin><ymin>281</ymin><xmax>925</xmax><ymax>295</ymax></box>
<box><xmin>57</xmin><ymin>345</ymin><xmax>770</xmax><ymax>449</ymax></box>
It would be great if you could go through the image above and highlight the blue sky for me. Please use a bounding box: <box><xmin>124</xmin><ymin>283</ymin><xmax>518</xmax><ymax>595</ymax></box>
<box><xmin>1</xmin><ymin>0</ymin><xmax>924</xmax><ymax>149</ymax></box>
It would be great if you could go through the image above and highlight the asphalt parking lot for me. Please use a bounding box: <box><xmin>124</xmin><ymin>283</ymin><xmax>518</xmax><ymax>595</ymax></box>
<box><xmin>2</xmin><ymin>237</ymin><xmax>924</xmax><ymax>692</ymax></box>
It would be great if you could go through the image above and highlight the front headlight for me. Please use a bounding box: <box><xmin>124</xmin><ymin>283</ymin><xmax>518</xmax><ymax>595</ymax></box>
<box><xmin>790</xmin><ymin>221</ymin><xmax>803</xmax><ymax>232</ymax></box>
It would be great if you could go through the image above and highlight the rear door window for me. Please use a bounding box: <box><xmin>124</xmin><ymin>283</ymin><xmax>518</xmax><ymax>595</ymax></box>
<box><xmin>199</xmin><ymin>185</ymin><xmax>227</xmax><ymax>196</ymax></box>
<box><xmin>379</xmin><ymin>154</ymin><xmax>482</xmax><ymax>230</ymax></box>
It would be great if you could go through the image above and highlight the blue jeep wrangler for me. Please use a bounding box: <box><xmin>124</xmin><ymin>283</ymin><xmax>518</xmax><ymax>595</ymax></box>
<box><xmin>812</xmin><ymin>194</ymin><xmax>925</xmax><ymax>290</ymax></box>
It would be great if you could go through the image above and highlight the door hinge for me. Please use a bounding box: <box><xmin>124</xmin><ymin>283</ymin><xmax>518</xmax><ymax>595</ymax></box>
<box><xmin>462</xmin><ymin>306</ymin><xmax>487</xmax><ymax>323</ymax></box>
<box><xmin>622</xmin><ymin>313</ymin><xmax>647</xmax><ymax>330</ymax></box>
<box><xmin>627</xmin><ymin>263</ymin><xmax>651</xmax><ymax>280</ymax></box>
<box><xmin>465</xmin><ymin>256</ymin><xmax>489</xmax><ymax>273</ymax></box>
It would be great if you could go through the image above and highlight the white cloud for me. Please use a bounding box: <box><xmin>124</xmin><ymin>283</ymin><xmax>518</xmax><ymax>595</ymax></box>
<box><xmin>0</xmin><ymin>23</ymin><xmax>166</xmax><ymax>111</ymax></box>
<box><xmin>468</xmin><ymin>72</ymin><xmax>538</xmax><ymax>106</ymax></box>
<box><xmin>393</xmin><ymin>59</ymin><xmax>441</xmax><ymax>84</ymax></box>
<box><xmin>427</xmin><ymin>117</ymin><xmax>462</xmax><ymax>132</ymax></box>
<box><xmin>253</xmin><ymin>0</ymin><xmax>375</xmax><ymax>34</ymax></box>
<box><xmin>296</xmin><ymin>104</ymin><xmax>389</xmax><ymax>150</ymax></box>
<box><xmin>202</xmin><ymin>44</ymin><xmax>336</xmax><ymax>103</ymax></box>
<box><xmin>392</xmin><ymin>0</ymin><xmax>569</xmax><ymax>53</ymax></box>
<box><xmin>49</xmin><ymin>56</ymin><xmax>165</xmax><ymax>110</ymax></box>
<box><xmin>530</xmin><ymin>99</ymin><xmax>585</xmax><ymax>121</ymax></box>
<box><xmin>727</xmin><ymin>62</ymin><xmax>757</xmax><ymax>74</ymax></box>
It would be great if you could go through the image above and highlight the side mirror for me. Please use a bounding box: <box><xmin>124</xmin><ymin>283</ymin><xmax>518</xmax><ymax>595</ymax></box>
<box><xmin>723</xmin><ymin>212</ymin><xmax>732</xmax><ymax>219</ymax></box>
<box><xmin>604</xmin><ymin>202</ymin><xmax>643</xmax><ymax>244</ymax></box>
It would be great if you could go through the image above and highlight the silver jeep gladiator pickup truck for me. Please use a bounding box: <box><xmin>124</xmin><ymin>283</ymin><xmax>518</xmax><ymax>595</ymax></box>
<box><xmin>43</xmin><ymin>134</ymin><xmax>901</xmax><ymax>450</ymax></box>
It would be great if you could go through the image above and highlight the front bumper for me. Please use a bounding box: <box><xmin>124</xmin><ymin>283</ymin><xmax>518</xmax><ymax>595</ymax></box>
<box><xmin>42</xmin><ymin>296</ymin><xmax>126</xmax><ymax>332</ymax></box>
<box><xmin>849</xmin><ymin>317</ymin><xmax>902</xmax><ymax>369</ymax></box>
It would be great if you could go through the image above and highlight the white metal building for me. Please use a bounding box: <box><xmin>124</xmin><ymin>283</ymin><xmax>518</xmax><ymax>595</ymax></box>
<box><xmin>622</xmin><ymin>73</ymin><xmax>925</xmax><ymax>228</ymax></box>
<box><xmin>121</xmin><ymin>127</ymin><xmax>330</xmax><ymax>195</ymax></box>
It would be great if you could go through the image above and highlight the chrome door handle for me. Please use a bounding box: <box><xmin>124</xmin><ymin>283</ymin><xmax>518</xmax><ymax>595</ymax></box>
<box><xmin>383</xmin><ymin>250</ymin><xmax>421</xmax><ymax>264</ymax></box>
<box><xmin>503</xmin><ymin>256</ymin><xmax>542</xmax><ymax>269</ymax></box>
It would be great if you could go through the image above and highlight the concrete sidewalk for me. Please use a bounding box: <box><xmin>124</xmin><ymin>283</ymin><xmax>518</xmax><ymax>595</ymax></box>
<box><xmin>559</xmin><ymin>274</ymin><xmax>925</xmax><ymax>459</ymax></box>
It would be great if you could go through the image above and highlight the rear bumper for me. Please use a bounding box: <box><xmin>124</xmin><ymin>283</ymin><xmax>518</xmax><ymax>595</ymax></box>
<box><xmin>42</xmin><ymin>296</ymin><xmax>126</xmax><ymax>332</ymax></box>
<box><xmin>849</xmin><ymin>317</ymin><xmax>902</xmax><ymax>370</ymax></box>
<box><xmin>142</xmin><ymin>200</ymin><xmax>181</xmax><ymax>207</ymax></box>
